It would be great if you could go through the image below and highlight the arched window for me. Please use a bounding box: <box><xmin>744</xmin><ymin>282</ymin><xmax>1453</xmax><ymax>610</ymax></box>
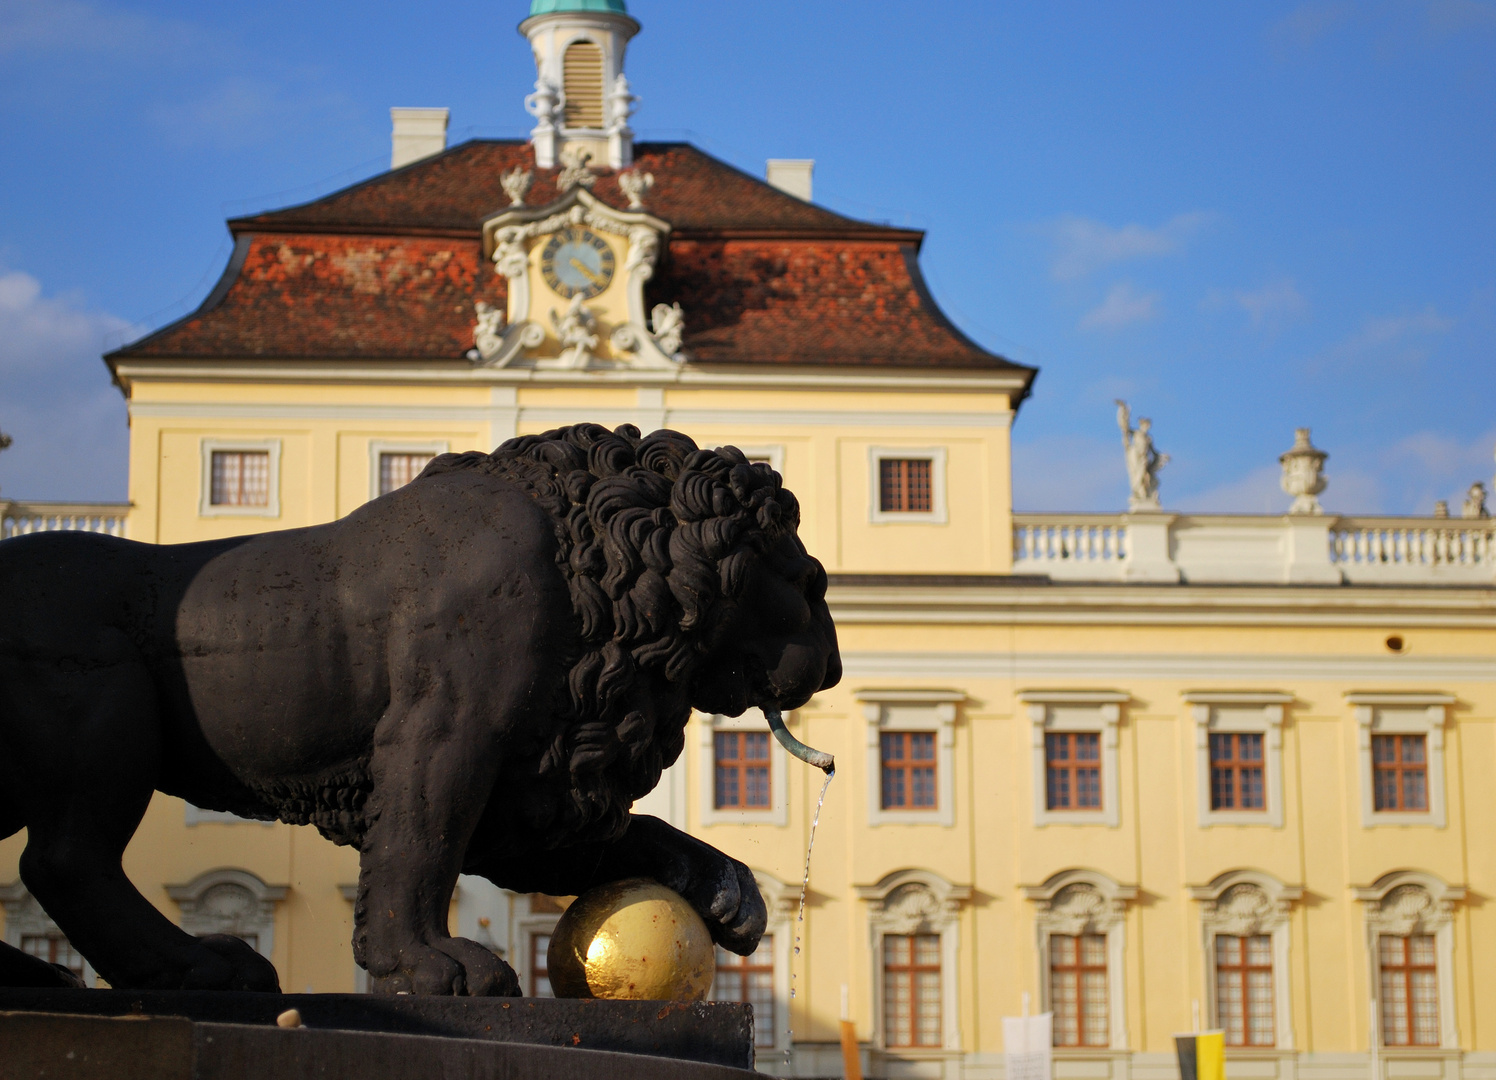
<box><xmin>562</xmin><ymin>41</ymin><xmax>605</xmax><ymax>129</ymax></box>
<box><xmin>166</xmin><ymin>869</ymin><xmax>285</xmax><ymax>960</ymax></box>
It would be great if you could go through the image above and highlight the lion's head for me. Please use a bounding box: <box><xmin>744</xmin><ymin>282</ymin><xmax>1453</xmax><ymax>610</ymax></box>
<box><xmin>428</xmin><ymin>423</ymin><xmax>840</xmax><ymax>842</ymax></box>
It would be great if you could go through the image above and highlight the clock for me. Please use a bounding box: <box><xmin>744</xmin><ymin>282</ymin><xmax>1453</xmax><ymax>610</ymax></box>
<box><xmin>539</xmin><ymin>227</ymin><xmax>617</xmax><ymax>300</ymax></box>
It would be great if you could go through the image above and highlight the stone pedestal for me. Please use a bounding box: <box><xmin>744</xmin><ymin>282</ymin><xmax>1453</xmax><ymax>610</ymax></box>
<box><xmin>1123</xmin><ymin>512</ymin><xmax>1181</xmax><ymax>583</ymax></box>
<box><xmin>0</xmin><ymin>989</ymin><xmax>756</xmax><ymax>1080</ymax></box>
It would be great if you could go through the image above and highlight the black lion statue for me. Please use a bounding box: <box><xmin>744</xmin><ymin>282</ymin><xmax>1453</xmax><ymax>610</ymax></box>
<box><xmin>0</xmin><ymin>424</ymin><xmax>840</xmax><ymax>995</ymax></box>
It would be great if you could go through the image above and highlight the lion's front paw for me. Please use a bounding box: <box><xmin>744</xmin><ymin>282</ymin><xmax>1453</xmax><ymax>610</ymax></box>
<box><xmin>180</xmin><ymin>934</ymin><xmax>281</xmax><ymax>992</ymax></box>
<box><xmin>369</xmin><ymin>939</ymin><xmax>519</xmax><ymax>997</ymax></box>
<box><xmin>671</xmin><ymin>854</ymin><xmax>768</xmax><ymax>957</ymax></box>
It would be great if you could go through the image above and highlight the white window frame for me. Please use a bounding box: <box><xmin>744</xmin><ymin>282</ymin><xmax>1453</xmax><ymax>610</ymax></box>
<box><xmin>368</xmin><ymin>439</ymin><xmax>450</xmax><ymax>502</ymax></box>
<box><xmin>855</xmin><ymin>869</ymin><xmax>970</xmax><ymax>1053</ymax></box>
<box><xmin>1348</xmin><ymin>693</ymin><xmax>1453</xmax><ymax>828</ymax></box>
<box><xmin>513</xmin><ymin>894</ymin><xmax>563</xmax><ymax>998</ymax></box>
<box><xmin>199</xmin><ymin>438</ymin><xmax>282</xmax><ymax>518</ymax></box>
<box><xmin>735</xmin><ymin>445</ymin><xmax>784</xmax><ymax>475</ymax></box>
<box><xmin>1022</xmin><ymin>691</ymin><xmax>1126</xmax><ymax>828</ymax></box>
<box><xmin>1186</xmin><ymin>692</ymin><xmax>1291</xmax><ymax>828</ymax></box>
<box><xmin>708</xmin><ymin>870</ymin><xmax>795</xmax><ymax>1055</ymax></box>
<box><xmin>860</xmin><ymin>690</ymin><xmax>961</xmax><ymax>827</ymax></box>
<box><xmin>0</xmin><ymin>882</ymin><xmax>98</xmax><ymax>986</ymax></box>
<box><xmin>166</xmin><ymin>868</ymin><xmax>285</xmax><ymax>962</ymax></box>
<box><xmin>698</xmin><ymin>708</ymin><xmax>789</xmax><ymax>827</ymax></box>
<box><xmin>1353</xmin><ymin>871</ymin><xmax>1464</xmax><ymax>1050</ymax></box>
<box><xmin>1188</xmin><ymin>870</ymin><xmax>1301</xmax><ymax>1049</ymax></box>
<box><xmin>1022</xmin><ymin>869</ymin><xmax>1136</xmax><ymax>1051</ymax></box>
<box><xmin>868</xmin><ymin>446</ymin><xmax>948</xmax><ymax>524</ymax></box>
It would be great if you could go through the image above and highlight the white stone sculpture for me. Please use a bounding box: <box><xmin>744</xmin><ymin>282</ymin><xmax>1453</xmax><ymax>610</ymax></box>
<box><xmin>470</xmin><ymin>302</ymin><xmax>506</xmax><ymax>363</ymax></box>
<box><xmin>1462</xmin><ymin>482</ymin><xmax>1489</xmax><ymax>520</ymax></box>
<box><xmin>1434</xmin><ymin>501</ymin><xmax>1450</xmax><ymax>519</ymax></box>
<box><xmin>1279</xmin><ymin>428</ymin><xmax>1328</xmax><ymax>515</ymax></box>
<box><xmin>524</xmin><ymin>79</ymin><xmax>564</xmax><ymax>169</ymax></box>
<box><xmin>556</xmin><ymin>146</ymin><xmax>597</xmax><ymax>192</ymax></box>
<box><xmin>1116</xmin><ymin>400</ymin><xmax>1168</xmax><ymax>511</ymax></box>
<box><xmin>550</xmin><ymin>294</ymin><xmax>600</xmax><ymax>368</ymax></box>
<box><xmin>501</xmin><ymin>168</ymin><xmax>533</xmax><ymax>208</ymax></box>
<box><xmin>651</xmin><ymin>302</ymin><xmax>685</xmax><ymax>356</ymax></box>
<box><xmin>618</xmin><ymin>169</ymin><xmax>655</xmax><ymax>210</ymax></box>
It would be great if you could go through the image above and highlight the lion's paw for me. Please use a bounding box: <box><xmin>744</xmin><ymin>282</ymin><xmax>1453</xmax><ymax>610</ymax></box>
<box><xmin>179</xmin><ymin>934</ymin><xmax>281</xmax><ymax>993</ymax></box>
<box><xmin>369</xmin><ymin>939</ymin><xmax>519</xmax><ymax>997</ymax></box>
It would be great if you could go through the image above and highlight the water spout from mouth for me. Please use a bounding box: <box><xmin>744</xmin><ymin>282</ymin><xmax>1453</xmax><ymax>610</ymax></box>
<box><xmin>764</xmin><ymin>706</ymin><xmax>835</xmax><ymax>774</ymax></box>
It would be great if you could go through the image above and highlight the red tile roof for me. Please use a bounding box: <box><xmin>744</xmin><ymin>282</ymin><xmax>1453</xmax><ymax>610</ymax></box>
<box><xmin>110</xmin><ymin>140</ymin><xmax>1035</xmax><ymax>392</ymax></box>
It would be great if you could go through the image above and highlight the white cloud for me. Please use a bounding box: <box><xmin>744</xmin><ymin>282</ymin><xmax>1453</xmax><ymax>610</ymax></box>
<box><xmin>0</xmin><ymin>269</ymin><xmax>138</xmax><ymax>501</ymax></box>
<box><xmin>1231</xmin><ymin>278</ymin><xmax>1309</xmax><ymax>330</ymax></box>
<box><xmin>0</xmin><ymin>0</ymin><xmax>200</xmax><ymax>58</ymax></box>
<box><xmin>1317</xmin><ymin>306</ymin><xmax>1454</xmax><ymax>369</ymax></box>
<box><xmin>1047</xmin><ymin>212</ymin><xmax>1213</xmax><ymax>281</ymax></box>
<box><xmin>1176</xmin><ymin>466</ymin><xmax>1291</xmax><ymax>514</ymax></box>
<box><xmin>1426</xmin><ymin>0</ymin><xmax>1496</xmax><ymax>33</ymax></box>
<box><xmin>1079</xmin><ymin>282</ymin><xmax>1161</xmax><ymax>332</ymax></box>
<box><xmin>1269</xmin><ymin>2</ymin><xmax>1356</xmax><ymax>52</ymax></box>
<box><xmin>1012</xmin><ymin>434</ymin><xmax>1128</xmax><ymax>512</ymax></box>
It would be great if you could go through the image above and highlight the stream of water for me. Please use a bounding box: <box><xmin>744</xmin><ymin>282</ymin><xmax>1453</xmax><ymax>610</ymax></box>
<box><xmin>783</xmin><ymin>766</ymin><xmax>835</xmax><ymax>1074</ymax></box>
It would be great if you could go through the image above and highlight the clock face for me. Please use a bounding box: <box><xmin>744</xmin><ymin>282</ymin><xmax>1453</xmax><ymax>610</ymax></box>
<box><xmin>539</xmin><ymin>227</ymin><xmax>617</xmax><ymax>300</ymax></box>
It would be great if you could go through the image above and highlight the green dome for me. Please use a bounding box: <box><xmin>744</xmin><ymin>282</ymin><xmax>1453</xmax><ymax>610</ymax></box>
<box><xmin>529</xmin><ymin>0</ymin><xmax>628</xmax><ymax>13</ymax></box>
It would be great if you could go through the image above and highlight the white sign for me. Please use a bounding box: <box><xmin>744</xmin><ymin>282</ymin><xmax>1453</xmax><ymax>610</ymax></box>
<box><xmin>1004</xmin><ymin>1013</ymin><xmax>1053</xmax><ymax>1080</ymax></box>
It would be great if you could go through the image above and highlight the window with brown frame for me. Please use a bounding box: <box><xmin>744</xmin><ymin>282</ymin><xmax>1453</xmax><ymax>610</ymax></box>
<box><xmin>878</xmin><ymin>458</ymin><xmax>933</xmax><ymax>513</ymax></box>
<box><xmin>714</xmin><ymin>731</ymin><xmax>772</xmax><ymax>809</ymax></box>
<box><xmin>1379</xmin><ymin>934</ymin><xmax>1439</xmax><ymax>1046</ymax></box>
<box><xmin>530</xmin><ymin>932</ymin><xmax>553</xmax><ymax>997</ymax></box>
<box><xmin>1372</xmin><ymin>735</ymin><xmax>1428</xmax><ymax>812</ymax></box>
<box><xmin>379</xmin><ymin>452</ymin><xmax>435</xmax><ymax>496</ymax></box>
<box><xmin>1210</xmin><ymin>733</ymin><xmax>1266</xmax><ymax>811</ymax></box>
<box><xmin>210</xmin><ymin>450</ymin><xmax>270</xmax><ymax>507</ymax></box>
<box><xmin>883</xmin><ymin>933</ymin><xmax>941</xmax><ymax>1048</ymax></box>
<box><xmin>880</xmin><ymin>732</ymin><xmax>937</xmax><ymax>810</ymax></box>
<box><xmin>1215</xmin><ymin>934</ymin><xmax>1274</xmax><ymax>1046</ymax></box>
<box><xmin>1050</xmin><ymin>934</ymin><xmax>1108</xmax><ymax>1047</ymax></box>
<box><xmin>712</xmin><ymin>937</ymin><xmax>776</xmax><ymax>1047</ymax></box>
<box><xmin>20</xmin><ymin>934</ymin><xmax>84</xmax><ymax>980</ymax></box>
<box><xmin>1045</xmin><ymin>732</ymin><xmax>1102</xmax><ymax>810</ymax></box>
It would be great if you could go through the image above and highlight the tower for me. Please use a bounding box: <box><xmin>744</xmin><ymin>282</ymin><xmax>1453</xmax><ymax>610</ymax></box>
<box><xmin>520</xmin><ymin>0</ymin><xmax>641</xmax><ymax>170</ymax></box>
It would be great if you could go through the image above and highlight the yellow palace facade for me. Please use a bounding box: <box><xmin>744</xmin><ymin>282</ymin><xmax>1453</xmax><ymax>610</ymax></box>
<box><xmin>4</xmin><ymin>4</ymin><xmax>1496</xmax><ymax>1079</ymax></box>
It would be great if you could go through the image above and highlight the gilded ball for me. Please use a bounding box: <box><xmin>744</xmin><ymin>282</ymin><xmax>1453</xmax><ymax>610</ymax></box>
<box><xmin>547</xmin><ymin>878</ymin><xmax>716</xmax><ymax>1001</ymax></box>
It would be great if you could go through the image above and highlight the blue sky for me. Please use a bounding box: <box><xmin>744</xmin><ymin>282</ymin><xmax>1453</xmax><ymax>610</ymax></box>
<box><xmin>0</xmin><ymin>0</ymin><xmax>1492</xmax><ymax>512</ymax></box>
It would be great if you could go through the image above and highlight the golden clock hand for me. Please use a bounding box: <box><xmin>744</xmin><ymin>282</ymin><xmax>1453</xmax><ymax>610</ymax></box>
<box><xmin>568</xmin><ymin>257</ymin><xmax>606</xmax><ymax>286</ymax></box>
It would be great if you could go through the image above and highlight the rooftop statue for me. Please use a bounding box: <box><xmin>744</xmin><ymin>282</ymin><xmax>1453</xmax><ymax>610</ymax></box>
<box><xmin>1116</xmin><ymin>400</ymin><xmax>1168</xmax><ymax>511</ymax></box>
<box><xmin>1463</xmin><ymin>481</ymin><xmax>1489</xmax><ymax>520</ymax></box>
<box><xmin>0</xmin><ymin>424</ymin><xmax>841</xmax><ymax>995</ymax></box>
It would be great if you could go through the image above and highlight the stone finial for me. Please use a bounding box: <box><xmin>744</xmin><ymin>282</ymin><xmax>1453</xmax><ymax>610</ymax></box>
<box><xmin>1434</xmin><ymin>501</ymin><xmax>1450</xmax><ymax>518</ymax></box>
<box><xmin>501</xmin><ymin>168</ymin><xmax>533</xmax><ymax>208</ymax></box>
<box><xmin>1116</xmin><ymin>400</ymin><xmax>1168</xmax><ymax>512</ymax></box>
<box><xmin>1462</xmin><ymin>482</ymin><xmax>1489</xmax><ymax>520</ymax></box>
<box><xmin>617</xmin><ymin>170</ymin><xmax>654</xmax><ymax>210</ymax></box>
<box><xmin>1279</xmin><ymin>428</ymin><xmax>1328</xmax><ymax>515</ymax></box>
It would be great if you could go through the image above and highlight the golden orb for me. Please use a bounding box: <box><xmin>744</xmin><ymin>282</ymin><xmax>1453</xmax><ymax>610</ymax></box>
<box><xmin>547</xmin><ymin>877</ymin><xmax>716</xmax><ymax>1001</ymax></box>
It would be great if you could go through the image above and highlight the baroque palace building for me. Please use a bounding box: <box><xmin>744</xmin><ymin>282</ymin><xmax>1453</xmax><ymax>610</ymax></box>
<box><xmin>4</xmin><ymin>3</ymin><xmax>1496</xmax><ymax>1079</ymax></box>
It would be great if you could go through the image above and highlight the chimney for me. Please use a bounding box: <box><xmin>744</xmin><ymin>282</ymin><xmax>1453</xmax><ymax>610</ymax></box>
<box><xmin>390</xmin><ymin>108</ymin><xmax>449</xmax><ymax>169</ymax></box>
<box><xmin>766</xmin><ymin>159</ymin><xmax>814</xmax><ymax>202</ymax></box>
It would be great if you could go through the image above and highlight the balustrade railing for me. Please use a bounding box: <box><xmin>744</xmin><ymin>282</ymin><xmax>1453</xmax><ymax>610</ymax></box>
<box><xmin>1</xmin><ymin>501</ymin><xmax>129</xmax><ymax>539</ymax></box>
<box><xmin>1013</xmin><ymin>514</ymin><xmax>1127</xmax><ymax>571</ymax></box>
<box><xmin>1330</xmin><ymin>518</ymin><xmax>1496</xmax><ymax>569</ymax></box>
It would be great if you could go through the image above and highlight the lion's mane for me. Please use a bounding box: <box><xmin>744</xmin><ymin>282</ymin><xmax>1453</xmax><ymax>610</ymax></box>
<box><xmin>423</xmin><ymin>423</ymin><xmax>802</xmax><ymax>844</ymax></box>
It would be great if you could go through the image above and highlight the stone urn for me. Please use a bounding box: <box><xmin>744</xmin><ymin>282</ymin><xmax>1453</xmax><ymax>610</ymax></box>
<box><xmin>1279</xmin><ymin>428</ymin><xmax>1328</xmax><ymax>515</ymax></box>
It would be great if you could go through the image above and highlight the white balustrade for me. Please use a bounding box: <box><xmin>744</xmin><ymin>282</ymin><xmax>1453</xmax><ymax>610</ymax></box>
<box><xmin>1014</xmin><ymin>512</ymin><xmax>1496</xmax><ymax>585</ymax></box>
<box><xmin>1013</xmin><ymin>515</ymin><xmax>1128</xmax><ymax>579</ymax></box>
<box><xmin>1</xmin><ymin>502</ymin><xmax>129</xmax><ymax>540</ymax></box>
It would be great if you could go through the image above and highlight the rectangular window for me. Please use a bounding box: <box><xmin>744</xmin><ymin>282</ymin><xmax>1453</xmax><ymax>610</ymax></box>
<box><xmin>1216</xmin><ymin>935</ymin><xmax>1274</xmax><ymax>1047</ymax></box>
<box><xmin>883</xmin><ymin>933</ymin><xmax>941</xmax><ymax>1048</ymax></box>
<box><xmin>713</xmin><ymin>936</ymin><xmax>776</xmax><ymax>1047</ymax></box>
<box><xmin>530</xmin><ymin>932</ymin><xmax>553</xmax><ymax>998</ymax></box>
<box><xmin>210</xmin><ymin>450</ymin><xmax>270</xmax><ymax>507</ymax></box>
<box><xmin>1380</xmin><ymin>935</ymin><xmax>1439</xmax><ymax>1046</ymax></box>
<box><xmin>1050</xmin><ymin>934</ymin><xmax>1108</xmax><ymax>1047</ymax></box>
<box><xmin>20</xmin><ymin>934</ymin><xmax>84</xmax><ymax>979</ymax></box>
<box><xmin>1373</xmin><ymin>735</ymin><xmax>1428</xmax><ymax>812</ymax></box>
<box><xmin>1046</xmin><ymin>732</ymin><xmax>1102</xmax><ymax>810</ymax></box>
<box><xmin>1210</xmin><ymin>733</ymin><xmax>1266</xmax><ymax>811</ymax></box>
<box><xmin>878</xmin><ymin>458</ymin><xmax>933</xmax><ymax>513</ymax></box>
<box><xmin>379</xmin><ymin>452</ymin><xmax>435</xmax><ymax>496</ymax></box>
<box><xmin>714</xmin><ymin>731</ymin><xmax>772</xmax><ymax>810</ymax></box>
<box><xmin>881</xmin><ymin>732</ymin><xmax>937</xmax><ymax>810</ymax></box>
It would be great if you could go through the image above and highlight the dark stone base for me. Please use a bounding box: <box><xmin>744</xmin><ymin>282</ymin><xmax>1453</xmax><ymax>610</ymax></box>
<box><xmin>0</xmin><ymin>989</ymin><xmax>757</xmax><ymax>1078</ymax></box>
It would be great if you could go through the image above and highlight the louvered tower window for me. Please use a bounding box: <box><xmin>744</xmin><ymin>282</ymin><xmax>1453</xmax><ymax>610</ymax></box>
<box><xmin>562</xmin><ymin>41</ymin><xmax>605</xmax><ymax>128</ymax></box>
